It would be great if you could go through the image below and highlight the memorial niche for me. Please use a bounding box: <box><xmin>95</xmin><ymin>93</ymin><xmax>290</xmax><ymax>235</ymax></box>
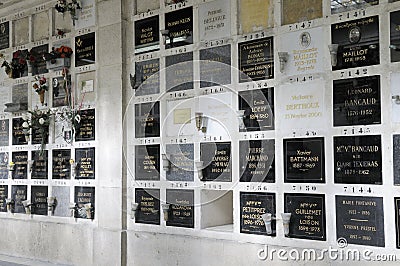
<box><xmin>0</xmin><ymin>185</ymin><xmax>7</xmax><ymax>212</ymax></box>
<box><xmin>238</xmin><ymin>0</ymin><xmax>273</xmax><ymax>34</ymax></box>
<box><xmin>12</xmin><ymin>118</ymin><xmax>28</xmax><ymax>146</ymax></box>
<box><xmin>135</xmin><ymin>188</ymin><xmax>160</xmax><ymax>225</ymax></box>
<box><xmin>0</xmin><ymin>152</ymin><xmax>8</xmax><ymax>179</ymax></box>
<box><xmin>31</xmin><ymin>186</ymin><xmax>48</xmax><ymax>216</ymax></box>
<box><xmin>75</xmin><ymin>32</ymin><xmax>95</xmax><ymax>67</ymax></box>
<box><xmin>0</xmin><ymin>21</ymin><xmax>10</xmax><ymax>50</ymax></box>
<box><xmin>166</xmin><ymin>189</ymin><xmax>194</xmax><ymax>228</ymax></box>
<box><xmin>331</xmin><ymin>16</ymin><xmax>379</xmax><ymax>70</ymax></box>
<box><xmin>240</xmin><ymin>192</ymin><xmax>276</xmax><ymax>236</ymax></box>
<box><xmin>75</xmin><ymin>147</ymin><xmax>95</xmax><ymax>179</ymax></box>
<box><xmin>74</xmin><ymin>186</ymin><xmax>95</xmax><ymax>219</ymax></box>
<box><xmin>284</xmin><ymin>193</ymin><xmax>326</xmax><ymax>240</ymax></box>
<box><xmin>199</xmin><ymin>45</ymin><xmax>231</xmax><ymax>88</ymax></box>
<box><xmin>7</xmin><ymin>83</ymin><xmax>28</xmax><ymax>113</ymax></box>
<box><xmin>239</xmin><ymin>139</ymin><xmax>275</xmax><ymax>183</ymax></box>
<box><xmin>164</xmin><ymin>7</ymin><xmax>193</xmax><ymax>49</ymax></box>
<box><xmin>165</xmin><ymin>52</ymin><xmax>193</xmax><ymax>92</ymax></box>
<box><xmin>53</xmin><ymin>75</ymin><xmax>72</xmax><ymax>107</ymax></box>
<box><xmin>52</xmin><ymin>149</ymin><xmax>71</xmax><ymax>179</ymax></box>
<box><xmin>395</xmin><ymin>198</ymin><xmax>400</xmax><ymax>248</ymax></box>
<box><xmin>166</xmin><ymin>144</ymin><xmax>194</xmax><ymax>182</ymax></box>
<box><xmin>238</xmin><ymin>37</ymin><xmax>274</xmax><ymax>82</ymax></box>
<box><xmin>200</xmin><ymin>142</ymin><xmax>231</xmax><ymax>182</ymax></box>
<box><xmin>333</xmin><ymin>75</ymin><xmax>381</xmax><ymax>127</ymax></box>
<box><xmin>281</xmin><ymin>0</ymin><xmax>322</xmax><ymax>25</ymax></box>
<box><xmin>134</xmin><ymin>59</ymin><xmax>160</xmax><ymax>96</ymax></box>
<box><xmin>238</xmin><ymin>88</ymin><xmax>274</xmax><ymax>131</ymax></box>
<box><xmin>394</xmin><ymin>135</ymin><xmax>400</xmax><ymax>185</ymax></box>
<box><xmin>31</xmin><ymin>150</ymin><xmax>48</xmax><ymax>179</ymax></box>
<box><xmin>135</xmin><ymin>144</ymin><xmax>160</xmax><ymax>181</ymax></box>
<box><xmin>390</xmin><ymin>10</ymin><xmax>400</xmax><ymax>62</ymax></box>
<box><xmin>199</xmin><ymin>0</ymin><xmax>231</xmax><ymax>41</ymax></box>
<box><xmin>75</xmin><ymin>109</ymin><xmax>95</xmax><ymax>141</ymax></box>
<box><xmin>283</xmin><ymin>137</ymin><xmax>325</xmax><ymax>183</ymax></box>
<box><xmin>334</xmin><ymin>135</ymin><xmax>382</xmax><ymax>184</ymax></box>
<box><xmin>0</xmin><ymin>119</ymin><xmax>9</xmax><ymax>146</ymax></box>
<box><xmin>135</xmin><ymin>102</ymin><xmax>160</xmax><ymax>138</ymax></box>
<box><xmin>30</xmin><ymin>44</ymin><xmax>49</xmax><ymax>75</ymax></box>
<box><xmin>11</xmin><ymin>151</ymin><xmax>28</xmax><ymax>180</ymax></box>
<box><xmin>11</xmin><ymin>185</ymin><xmax>27</xmax><ymax>214</ymax></box>
<box><xmin>331</xmin><ymin>0</ymin><xmax>378</xmax><ymax>14</ymax></box>
<box><xmin>336</xmin><ymin>195</ymin><xmax>384</xmax><ymax>247</ymax></box>
<box><xmin>134</xmin><ymin>16</ymin><xmax>159</xmax><ymax>54</ymax></box>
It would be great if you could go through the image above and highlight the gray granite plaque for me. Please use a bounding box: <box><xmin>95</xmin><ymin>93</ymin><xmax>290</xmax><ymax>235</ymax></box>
<box><xmin>134</xmin><ymin>59</ymin><xmax>160</xmax><ymax>95</ymax></box>
<box><xmin>0</xmin><ymin>185</ymin><xmax>7</xmax><ymax>212</ymax></box>
<box><xmin>0</xmin><ymin>21</ymin><xmax>10</xmax><ymax>50</ymax></box>
<box><xmin>12</xmin><ymin>151</ymin><xmax>28</xmax><ymax>179</ymax></box>
<box><xmin>166</xmin><ymin>144</ymin><xmax>194</xmax><ymax>182</ymax></box>
<box><xmin>166</xmin><ymin>52</ymin><xmax>193</xmax><ymax>92</ymax></box>
<box><xmin>31</xmin><ymin>150</ymin><xmax>48</xmax><ymax>179</ymax></box>
<box><xmin>52</xmin><ymin>186</ymin><xmax>70</xmax><ymax>217</ymax></box>
<box><xmin>11</xmin><ymin>185</ymin><xmax>27</xmax><ymax>214</ymax></box>
<box><xmin>394</xmin><ymin>134</ymin><xmax>400</xmax><ymax>185</ymax></box>
<box><xmin>12</xmin><ymin>118</ymin><xmax>28</xmax><ymax>145</ymax></box>
<box><xmin>12</xmin><ymin>83</ymin><xmax>28</xmax><ymax>107</ymax></box>
<box><xmin>31</xmin><ymin>44</ymin><xmax>49</xmax><ymax>75</ymax></box>
<box><xmin>135</xmin><ymin>102</ymin><xmax>160</xmax><ymax>138</ymax></box>
<box><xmin>200</xmin><ymin>45</ymin><xmax>231</xmax><ymax>88</ymax></box>
<box><xmin>0</xmin><ymin>152</ymin><xmax>8</xmax><ymax>179</ymax></box>
<box><xmin>0</xmin><ymin>119</ymin><xmax>9</xmax><ymax>146</ymax></box>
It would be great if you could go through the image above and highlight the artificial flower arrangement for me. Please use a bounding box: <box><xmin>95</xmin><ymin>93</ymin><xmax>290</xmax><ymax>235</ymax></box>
<box><xmin>32</xmin><ymin>76</ymin><xmax>48</xmax><ymax>106</ymax></box>
<box><xmin>55</xmin><ymin>0</ymin><xmax>82</xmax><ymax>25</ymax></box>
<box><xmin>0</xmin><ymin>50</ymin><xmax>27</xmax><ymax>78</ymax></box>
<box><xmin>55</xmin><ymin>106</ymin><xmax>81</xmax><ymax>144</ymax></box>
<box><xmin>22</xmin><ymin>109</ymin><xmax>53</xmax><ymax>156</ymax></box>
<box><xmin>43</xmin><ymin>46</ymin><xmax>73</xmax><ymax>63</ymax></box>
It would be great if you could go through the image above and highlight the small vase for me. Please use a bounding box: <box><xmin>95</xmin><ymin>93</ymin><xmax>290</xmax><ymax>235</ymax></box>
<box><xmin>39</xmin><ymin>90</ymin><xmax>45</xmax><ymax>105</ymax></box>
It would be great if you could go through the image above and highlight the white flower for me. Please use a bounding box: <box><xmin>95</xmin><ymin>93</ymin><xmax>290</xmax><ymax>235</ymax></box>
<box><xmin>22</xmin><ymin>122</ymin><xmax>29</xmax><ymax>128</ymax></box>
<box><xmin>39</xmin><ymin>118</ymin><xmax>45</xmax><ymax>125</ymax></box>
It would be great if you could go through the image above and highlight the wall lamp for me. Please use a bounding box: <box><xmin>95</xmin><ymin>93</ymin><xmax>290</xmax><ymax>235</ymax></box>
<box><xmin>6</xmin><ymin>198</ymin><xmax>14</xmax><ymax>213</ymax></box>
<box><xmin>28</xmin><ymin>160</ymin><xmax>34</xmax><ymax>173</ymax></box>
<box><xmin>261</xmin><ymin>213</ymin><xmax>273</xmax><ymax>235</ymax></box>
<box><xmin>131</xmin><ymin>202</ymin><xmax>139</xmax><ymax>219</ymax></box>
<box><xmin>281</xmin><ymin>213</ymin><xmax>292</xmax><ymax>237</ymax></box>
<box><xmin>22</xmin><ymin>200</ymin><xmax>32</xmax><ymax>215</ymax></box>
<box><xmin>195</xmin><ymin>161</ymin><xmax>204</xmax><ymax>181</ymax></box>
<box><xmin>278</xmin><ymin>52</ymin><xmax>289</xmax><ymax>73</ymax></box>
<box><xmin>328</xmin><ymin>44</ymin><xmax>339</xmax><ymax>67</ymax></box>
<box><xmin>161</xmin><ymin>203</ymin><xmax>170</xmax><ymax>222</ymax></box>
<box><xmin>47</xmin><ymin>197</ymin><xmax>57</xmax><ymax>216</ymax></box>
<box><xmin>195</xmin><ymin>112</ymin><xmax>208</xmax><ymax>133</ymax></box>
<box><xmin>161</xmin><ymin>29</ymin><xmax>173</xmax><ymax>47</ymax></box>
<box><xmin>237</xmin><ymin>110</ymin><xmax>245</xmax><ymax>130</ymax></box>
<box><xmin>162</xmin><ymin>154</ymin><xmax>171</xmax><ymax>172</ymax></box>
<box><xmin>70</xmin><ymin>159</ymin><xmax>78</xmax><ymax>177</ymax></box>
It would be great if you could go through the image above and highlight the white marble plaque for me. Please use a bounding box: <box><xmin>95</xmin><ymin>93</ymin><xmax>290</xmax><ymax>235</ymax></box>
<box><xmin>75</xmin><ymin>0</ymin><xmax>96</xmax><ymax>30</ymax></box>
<box><xmin>165</xmin><ymin>98</ymin><xmax>195</xmax><ymax>137</ymax></box>
<box><xmin>281</xmin><ymin>27</ymin><xmax>324</xmax><ymax>76</ymax></box>
<box><xmin>0</xmin><ymin>85</ymin><xmax>9</xmax><ymax>111</ymax></box>
<box><xmin>392</xmin><ymin>73</ymin><xmax>400</xmax><ymax>123</ymax></box>
<box><xmin>199</xmin><ymin>0</ymin><xmax>231</xmax><ymax>41</ymax></box>
<box><xmin>32</xmin><ymin>11</ymin><xmax>49</xmax><ymax>41</ymax></box>
<box><xmin>276</xmin><ymin>80</ymin><xmax>326</xmax><ymax>131</ymax></box>
<box><xmin>54</xmin><ymin>9</ymin><xmax>72</xmax><ymax>35</ymax></box>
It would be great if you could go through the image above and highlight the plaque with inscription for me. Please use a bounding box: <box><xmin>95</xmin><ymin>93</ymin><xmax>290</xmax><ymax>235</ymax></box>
<box><xmin>52</xmin><ymin>149</ymin><xmax>71</xmax><ymax>179</ymax></box>
<box><xmin>12</xmin><ymin>118</ymin><xmax>28</xmax><ymax>145</ymax></box>
<box><xmin>334</xmin><ymin>135</ymin><xmax>382</xmax><ymax>184</ymax></box>
<box><xmin>238</xmin><ymin>37</ymin><xmax>274</xmax><ymax>82</ymax></box>
<box><xmin>166</xmin><ymin>144</ymin><xmax>194</xmax><ymax>182</ymax></box>
<box><xmin>75</xmin><ymin>32</ymin><xmax>95</xmax><ymax>67</ymax></box>
<box><xmin>336</xmin><ymin>196</ymin><xmax>384</xmax><ymax>247</ymax></box>
<box><xmin>11</xmin><ymin>185</ymin><xmax>27</xmax><ymax>214</ymax></box>
<box><xmin>238</xmin><ymin>0</ymin><xmax>273</xmax><ymax>34</ymax></box>
<box><xmin>52</xmin><ymin>186</ymin><xmax>70</xmax><ymax>217</ymax></box>
<box><xmin>164</xmin><ymin>7</ymin><xmax>193</xmax><ymax>49</ymax></box>
<box><xmin>395</xmin><ymin>198</ymin><xmax>400</xmax><ymax>248</ymax></box>
<box><xmin>331</xmin><ymin>0</ymin><xmax>378</xmax><ymax>14</ymax></box>
<box><xmin>0</xmin><ymin>185</ymin><xmax>7</xmax><ymax>212</ymax></box>
<box><xmin>31</xmin><ymin>44</ymin><xmax>49</xmax><ymax>75</ymax></box>
<box><xmin>0</xmin><ymin>21</ymin><xmax>9</xmax><ymax>50</ymax></box>
<box><xmin>74</xmin><ymin>186</ymin><xmax>95</xmax><ymax>219</ymax></box>
<box><xmin>75</xmin><ymin>148</ymin><xmax>95</xmax><ymax>179</ymax></box>
<box><xmin>391</xmin><ymin>10</ymin><xmax>400</xmax><ymax>62</ymax></box>
<box><xmin>239</xmin><ymin>140</ymin><xmax>275</xmax><ymax>182</ymax></box>
<box><xmin>333</xmin><ymin>76</ymin><xmax>381</xmax><ymax>127</ymax></box>
<box><xmin>284</xmin><ymin>193</ymin><xmax>326</xmax><ymax>240</ymax></box>
<box><xmin>53</xmin><ymin>75</ymin><xmax>72</xmax><ymax>107</ymax></box>
<box><xmin>0</xmin><ymin>152</ymin><xmax>8</xmax><ymax>179</ymax></box>
<box><xmin>12</xmin><ymin>151</ymin><xmax>28</xmax><ymax>180</ymax></box>
<box><xmin>31</xmin><ymin>150</ymin><xmax>48</xmax><ymax>179</ymax></box>
<box><xmin>284</xmin><ymin>137</ymin><xmax>325</xmax><ymax>183</ymax></box>
<box><xmin>200</xmin><ymin>45</ymin><xmax>231</xmax><ymax>88</ymax></box>
<box><xmin>134</xmin><ymin>59</ymin><xmax>160</xmax><ymax>95</ymax></box>
<box><xmin>239</xmin><ymin>88</ymin><xmax>274</xmax><ymax>131</ymax></box>
<box><xmin>31</xmin><ymin>186</ymin><xmax>48</xmax><ymax>216</ymax></box>
<box><xmin>394</xmin><ymin>135</ymin><xmax>400</xmax><ymax>185</ymax></box>
<box><xmin>75</xmin><ymin>109</ymin><xmax>95</xmax><ymax>141</ymax></box>
<box><xmin>135</xmin><ymin>145</ymin><xmax>160</xmax><ymax>181</ymax></box>
<box><xmin>0</xmin><ymin>119</ymin><xmax>9</xmax><ymax>146</ymax></box>
<box><xmin>166</xmin><ymin>52</ymin><xmax>193</xmax><ymax>92</ymax></box>
<box><xmin>32</xmin><ymin>124</ymin><xmax>49</xmax><ymax>145</ymax></box>
<box><xmin>135</xmin><ymin>102</ymin><xmax>160</xmax><ymax>138</ymax></box>
<box><xmin>12</xmin><ymin>83</ymin><xmax>28</xmax><ymax>109</ymax></box>
<box><xmin>199</xmin><ymin>0</ymin><xmax>231</xmax><ymax>41</ymax></box>
<box><xmin>282</xmin><ymin>0</ymin><xmax>322</xmax><ymax>25</ymax></box>
<box><xmin>166</xmin><ymin>189</ymin><xmax>194</xmax><ymax>228</ymax></box>
<box><xmin>240</xmin><ymin>192</ymin><xmax>276</xmax><ymax>235</ymax></box>
<box><xmin>134</xmin><ymin>16</ymin><xmax>159</xmax><ymax>54</ymax></box>
<box><xmin>332</xmin><ymin>16</ymin><xmax>379</xmax><ymax>70</ymax></box>
<box><xmin>200</xmin><ymin>142</ymin><xmax>231</xmax><ymax>182</ymax></box>
<box><xmin>135</xmin><ymin>188</ymin><xmax>160</xmax><ymax>225</ymax></box>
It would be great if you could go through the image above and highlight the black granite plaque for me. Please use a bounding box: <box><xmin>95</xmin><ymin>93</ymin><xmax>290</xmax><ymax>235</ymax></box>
<box><xmin>74</xmin><ymin>186</ymin><xmax>95</xmax><ymax>219</ymax></box>
<box><xmin>239</xmin><ymin>140</ymin><xmax>275</xmax><ymax>183</ymax></box>
<box><xmin>12</xmin><ymin>83</ymin><xmax>28</xmax><ymax>108</ymax></box>
<box><xmin>390</xmin><ymin>10</ymin><xmax>400</xmax><ymax>62</ymax></box>
<box><xmin>395</xmin><ymin>198</ymin><xmax>400</xmax><ymax>248</ymax></box>
<box><xmin>240</xmin><ymin>192</ymin><xmax>276</xmax><ymax>235</ymax></box>
<box><xmin>0</xmin><ymin>21</ymin><xmax>10</xmax><ymax>50</ymax></box>
<box><xmin>0</xmin><ymin>152</ymin><xmax>8</xmax><ymax>179</ymax></box>
<box><xmin>135</xmin><ymin>102</ymin><xmax>160</xmax><ymax>138</ymax></box>
<box><xmin>12</xmin><ymin>151</ymin><xmax>28</xmax><ymax>179</ymax></box>
<box><xmin>53</xmin><ymin>75</ymin><xmax>72</xmax><ymax>107</ymax></box>
<box><xmin>135</xmin><ymin>188</ymin><xmax>160</xmax><ymax>225</ymax></box>
<box><xmin>331</xmin><ymin>0</ymin><xmax>378</xmax><ymax>14</ymax></box>
<box><xmin>75</xmin><ymin>32</ymin><xmax>95</xmax><ymax>67</ymax></box>
<box><xmin>135</xmin><ymin>144</ymin><xmax>160</xmax><ymax>181</ymax></box>
<box><xmin>238</xmin><ymin>88</ymin><xmax>274</xmax><ymax>131</ymax></box>
<box><xmin>336</xmin><ymin>195</ymin><xmax>384</xmax><ymax>247</ymax></box>
<box><xmin>0</xmin><ymin>119</ymin><xmax>9</xmax><ymax>146</ymax></box>
<box><xmin>52</xmin><ymin>149</ymin><xmax>71</xmax><ymax>179</ymax></box>
<box><xmin>394</xmin><ymin>135</ymin><xmax>400</xmax><ymax>185</ymax></box>
<box><xmin>31</xmin><ymin>150</ymin><xmax>48</xmax><ymax>179</ymax></box>
<box><xmin>75</xmin><ymin>109</ymin><xmax>95</xmax><ymax>141</ymax></box>
<box><xmin>32</xmin><ymin>125</ymin><xmax>49</xmax><ymax>145</ymax></box>
<box><xmin>165</xmin><ymin>52</ymin><xmax>193</xmax><ymax>92</ymax></box>
<box><xmin>333</xmin><ymin>75</ymin><xmax>381</xmax><ymax>127</ymax></box>
<box><xmin>238</xmin><ymin>37</ymin><xmax>274</xmax><ymax>82</ymax></box>
<box><xmin>200</xmin><ymin>142</ymin><xmax>231</xmax><ymax>182</ymax></box>
<box><xmin>11</xmin><ymin>185</ymin><xmax>27</xmax><ymax>214</ymax></box>
<box><xmin>0</xmin><ymin>185</ymin><xmax>7</xmax><ymax>212</ymax></box>
<box><xmin>166</xmin><ymin>189</ymin><xmax>194</xmax><ymax>228</ymax></box>
<box><xmin>134</xmin><ymin>16</ymin><xmax>160</xmax><ymax>54</ymax></box>
<box><xmin>284</xmin><ymin>193</ymin><xmax>326</xmax><ymax>240</ymax></box>
<box><xmin>12</xmin><ymin>118</ymin><xmax>28</xmax><ymax>145</ymax></box>
<box><xmin>31</xmin><ymin>186</ymin><xmax>48</xmax><ymax>216</ymax></box>
<box><xmin>165</xmin><ymin>7</ymin><xmax>193</xmax><ymax>49</ymax></box>
<box><xmin>334</xmin><ymin>135</ymin><xmax>382</xmax><ymax>184</ymax></box>
<box><xmin>134</xmin><ymin>59</ymin><xmax>160</xmax><ymax>95</ymax></box>
<box><xmin>166</xmin><ymin>144</ymin><xmax>194</xmax><ymax>182</ymax></box>
<box><xmin>75</xmin><ymin>147</ymin><xmax>95</xmax><ymax>179</ymax></box>
<box><xmin>31</xmin><ymin>44</ymin><xmax>49</xmax><ymax>75</ymax></box>
<box><xmin>332</xmin><ymin>16</ymin><xmax>379</xmax><ymax>70</ymax></box>
<box><xmin>200</xmin><ymin>45</ymin><xmax>231</xmax><ymax>88</ymax></box>
<box><xmin>284</xmin><ymin>137</ymin><xmax>325</xmax><ymax>183</ymax></box>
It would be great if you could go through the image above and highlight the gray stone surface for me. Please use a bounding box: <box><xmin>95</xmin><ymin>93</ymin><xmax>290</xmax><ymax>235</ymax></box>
<box><xmin>166</xmin><ymin>143</ymin><xmax>194</xmax><ymax>181</ymax></box>
<box><xmin>200</xmin><ymin>45</ymin><xmax>231</xmax><ymax>88</ymax></box>
<box><xmin>52</xmin><ymin>186</ymin><xmax>70</xmax><ymax>217</ymax></box>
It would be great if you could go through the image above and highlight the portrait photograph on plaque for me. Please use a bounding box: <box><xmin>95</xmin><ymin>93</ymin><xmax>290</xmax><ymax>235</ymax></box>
<box><xmin>11</xmin><ymin>185</ymin><xmax>27</xmax><ymax>214</ymax></box>
<box><xmin>333</xmin><ymin>75</ymin><xmax>381</xmax><ymax>127</ymax></box>
<box><xmin>75</xmin><ymin>147</ymin><xmax>95</xmax><ymax>179</ymax></box>
<box><xmin>164</xmin><ymin>7</ymin><xmax>193</xmax><ymax>49</ymax></box>
<box><xmin>336</xmin><ymin>195</ymin><xmax>384</xmax><ymax>247</ymax></box>
<box><xmin>166</xmin><ymin>189</ymin><xmax>194</xmax><ymax>228</ymax></box>
<box><xmin>331</xmin><ymin>16</ymin><xmax>379</xmax><ymax>70</ymax></box>
<box><xmin>135</xmin><ymin>144</ymin><xmax>160</xmax><ymax>181</ymax></box>
<box><xmin>238</xmin><ymin>37</ymin><xmax>274</xmax><ymax>82</ymax></box>
<box><xmin>134</xmin><ymin>16</ymin><xmax>159</xmax><ymax>54</ymax></box>
<box><xmin>31</xmin><ymin>150</ymin><xmax>48</xmax><ymax>179</ymax></box>
<box><xmin>390</xmin><ymin>10</ymin><xmax>400</xmax><ymax>62</ymax></box>
<box><xmin>52</xmin><ymin>149</ymin><xmax>71</xmax><ymax>179</ymax></box>
<box><xmin>75</xmin><ymin>186</ymin><xmax>95</xmax><ymax>219</ymax></box>
<box><xmin>134</xmin><ymin>59</ymin><xmax>160</xmax><ymax>96</ymax></box>
<box><xmin>334</xmin><ymin>135</ymin><xmax>382</xmax><ymax>184</ymax></box>
<box><xmin>135</xmin><ymin>102</ymin><xmax>160</xmax><ymax>138</ymax></box>
<box><xmin>135</xmin><ymin>188</ymin><xmax>160</xmax><ymax>225</ymax></box>
<box><xmin>0</xmin><ymin>21</ymin><xmax>10</xmax><ymax>50</ymax></box>
<box><xmin>199</xmin><ymin>45</ymin><xmax>231</xmax><ymax>88</ymax></box>
<box><xmin>12</xmin><ymin>118</ymin><xmax>28</xmax><ymax>146</ymax></box>
<box><xmin>200</xmin><ymin>142</ymin><xmax>231</xmax><ymax>182</ymax></box>
<box><xmin>165</xmin><ymin>52</ymin><xmax>193</xmax><ymax>92</ymax></box>
<box><xmin>166</xmin><ymin>144</ymin><xmax>194</xmax><ymax>182</ymax></box>
<box><xmin>281</xmin><ymin>0</ymin><xmax>322</xmax><ymax>25</ymax></box>
<box><xmin>0</xmin><ymin>119</ymin><xmax>9</xmax><ymax>146</ymax></box>
<box><xmin>52</xmin><ymin>75</ymin><xmax>72</xmax><ymax>107</ymax></box>
<box><xmin>31</xmin><ymin>186</ymin><xmax>48</xmax><ymax>216</ymax></box>
<box><xmin>75</xmin><ymin>32</ymin><xmax>95</xmax><ymax>67</ymax></box>
<box><xmin>239</xmin><ymin>139</ymin><xmax>275</xmax><ymax>183</ymax></box>
<box><xmin>238</xmin><ymin>0</ymin><xmax>273</xmax><ymax>34</ymax></box>
<box><xmin>11</xmin><ymin>151</ymin><xmax>28</xmax><ymax>180</ymax></box>
<box><xmin>240</xmin><ymin>192</ymin><xmax>276</xmax><ymax>236</ymax></box>
<box><xmin>75</xmin><ymin>109</ymin><xmax>95</xmax><ymax>141</ymax></box>
<box><xmin>0</xmin><ymin>185</ymin><xmax>7</xmax><ymax>212</ymax></box>
<box><xmin>0</xmin><ymin>152</ymin><xmax>8</xmax><ymax>179</ymax></box>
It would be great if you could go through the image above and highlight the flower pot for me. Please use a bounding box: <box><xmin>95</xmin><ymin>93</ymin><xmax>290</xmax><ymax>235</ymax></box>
<box><xmin>46</xmin><ymin>58</ymin><xmax>71</xmax><ymax>71</ymax></box>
